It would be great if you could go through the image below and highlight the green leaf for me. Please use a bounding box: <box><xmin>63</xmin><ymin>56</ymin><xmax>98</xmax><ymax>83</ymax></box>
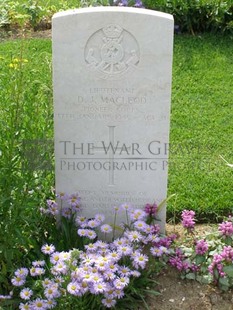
<box><xmin>186</xmin><ymin>273</ymin><xmax>196</xmax><ymax>280</ymax></box>
<box><xmin>196</xmin><ymin>275</ymin><xmax>212</xmax><ymax>284</ymax></box>
<box><xmin>195</xmin><ymin>255</ymin><xmax>206</xmax><ymax>264</ymax></box>
<box><xmin>145</xmin><ymin>289</ymin><xmax>161</xmax><ymax>296</ymax></box>
<box><xmin>223</xmin><ymin>265</ymin><xmax>233</xmax><ymax>277</ymax></box>
<box><xmin>138</xmin><ymin>294</ymin><xmax>150</xmax><ymax>310</ymax></box>
<box><xmin>148</xmin><ymin>279</ymin><xmax>159</xmax><ymax>285</ymax></box>
<box><xmin>157</xmin><ymin>194</ymin><xmax>176</xmax><ymax>213</ymax></box>
<box><xmin>219</xmin><ymin>277</ymin><xmax>229</xmax><ymax>287</ymax></box>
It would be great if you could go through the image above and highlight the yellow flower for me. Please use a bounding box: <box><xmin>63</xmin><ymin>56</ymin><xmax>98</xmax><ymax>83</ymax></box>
<box><xmin>9</xmin><ymin>63</ymin><xmax>18</xmax><ymax>69</ymax></box>
<box><xmin>12</xmin><ymin>58</ymin><xmax>19</xmax><ymax>63</ymax></box>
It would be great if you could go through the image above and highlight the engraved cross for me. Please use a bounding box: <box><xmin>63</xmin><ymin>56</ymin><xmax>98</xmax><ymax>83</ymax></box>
<box><xmin>93</xmin><ymin>126</ymin><xmax>131</xmax><ymax>186</ymax></box>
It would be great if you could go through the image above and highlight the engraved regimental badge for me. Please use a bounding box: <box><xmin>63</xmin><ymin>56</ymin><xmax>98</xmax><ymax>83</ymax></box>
<box><xmin>85</xmin><ymin>24</ymin><xmax>140</xmax><ymax>80</ymax></box>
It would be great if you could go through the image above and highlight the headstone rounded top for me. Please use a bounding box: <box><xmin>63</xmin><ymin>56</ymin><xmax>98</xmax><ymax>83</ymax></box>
<box><xmin>52</xmin><ymin>7</ymin><xmax>173</xmax><ymax>21</ymax></box>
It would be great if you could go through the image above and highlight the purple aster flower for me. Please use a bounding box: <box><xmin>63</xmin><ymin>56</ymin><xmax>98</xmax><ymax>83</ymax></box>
<box><xmin>88</xmin><ymin>219</ymin><xmax>100</xmax><ymax>228</ymax></box>
<box><xmin>53</xmin><ymin>262</ymin><xmax>68</xmax><ymax>275</ymax></box>
<box><xmin>15</xmin><ymin>268</ymin><xmax>28</xmax><ymax>278</ymax></box>
<box><xmin>134</xmin><ymin>0</ymin><xmax>144</xmax><ymax>7</ymax></box>
<box><xmin>133</xmin><ymin>220</ymin><xmax>148</xmax><ymax>232</ymax></box>
<box><xmin>95</xmin><ymin>259</ymin><xmax>109</xmax><ymax>271</ymax></box>
<box><xmin>50</xmin><ymin>252</ymin><xmax>62</xmax><ymax>265</ymax></box>
<box><xmin>130</xmin><ymin>209</ymin><xmax>147</xmax><ymax>221</ymax></box>
<box><xmin>67</xmin><ymin>282</ymin><xmax>81</xmax><ymax>296</ymax></box>
<box><xmin>94</xmin><ymin>213</ymin><xmax>105</xmax><ymax>223</ymax></box>
<box><xmin>86</xmin><ymin>229</ymin><xmax>97</xmax><ymax>240</ymax></box>
<box><xmin>46</xmin><ymin>299</ymin><xmax>57</xmax><ymax>309</ymax></box>
<box><xmin>60</xmin><ymin>251</ymin><xmax>71</xmax><ymax>261</ymax></box>
<box><xmin>31</xmin><ymin>298</ymin><xmax>47</xmax><ymax>309</ymax></box>
<box><xmin>41</xmin><ymin>244</ymin><xmax>55</xmax><ymax>255</ymax></box>
<box><xmin>131</xmin><ymin>270</ymin><xmax>141</xmax><ymax>278</ymax></box>
<box><xmin>108</xmin><ymin>263</ymin><xmax>118</xmax><ymax>273</ymax></box>
<box><xmin>104</xmin><ymin>286</ymin><xmax>115</xmax><ymax>299</ymax></box>
<box><xmin>0</xmin><ymin>294</ymin><xmax>12</xmax><ymax>300</ymax></box>
<box><xmin>114</xmin><ymin>288</ymin><xmax>125</xmax><ymax>299</ymax></box>
<box><xmin>103</xmin><ymin>271</ymin><xmax>116</xmax><ymax>281</ymax></box>
<box><xmin>67</xmin><ymin>193</ymin><xmax>81</xmax><ymax>208</ymax></box>
<box><xmin>133</xmin><ymin>253</ymin><xmax>148</xmax><ymax>269</ymax></box>
<box><xmin>46</xmin><ymin>199</ymin><xmax>59</xmax><ymax>216</ymax></box>
<box><xmin>42</xmin><ymin>278</ymin><xmax>54</xmax><ymax>288</ymax></box>
<box><xmin>19</xmin><ymin>288</ymin><xmax>33</xmax><ymax>300</ymax></box>
<box><xmin>77</xmin><ymin>228</ymin><xmax>88</xmax><ymax>237</ymax></box>
<box><xmin>56</xmin><ymin>191</ymin><xmax>68</xmax><ymax>200</ymax></box>
<box><xmin>44</xmin><ymin>284</ymin><xmax>61</xmax><ymax>299</ymax></box>
<box><xmin>32</xmin><ymin>260</ymin><xmax>45</xmax><ymax>267</ymax></box>
<box><xmin>127</xmin><ymin>230</ymin><xmax>143</xmax><ymax>242</ymax></box>
<box><xmin>118</xmin><ymin>266</ymin><xmax>131</xmax><ymax>277</ymax></box>
<box><xmin>61</xmin><ymin>207</ymin><xmax>72</xmax><ymax>219</ymax></box>
<box><xmin>107</xmin><ymin>251</ymin><xmax>121</xmax><ymax>262</ymax></box>
<box><xmin>150</xmin><ymin>246</ymin><xmax>163</xmax><ymax>257</ymax></box>
<box><xmin>146</xmin><ymin>234</ymin><xmax>160</xmax><ymax>244</ymax></box>
<box><xmin>85</xmin><ymin>243</ymin><xmax>97</xmax><ymax>252</ymax></box>
<box><xmin>100</xmin><ymin>224</ymin><xmax>113</xmax><ymax>234</ymax></box>
<box><xmin>75</xmin><ymin>216</ymin><xmax>88</xmax><ymax>227</ymax></box>
<box><xmin>19</xmin><ymin>303</ymin><xmax>30</xmax><ymax>310</ymax></box>
<box><xmin>102</xmin><ymin>298</ymin><xmax>117</xmax><ymax>308</ymax></box>
<box><xmin>120</xmin><ymin>202</ymin><xmax>132</xmax><ymax>212</ymax></box>
<box><xmin>114</xmin><ymin>276</ymin><xmax>130</xmax><ymax>289</ymax></box>
<box><xmin>117</xmin><ymin>245</ymin><xmax>133</xmax><ymax>256</ymax></box>
<box><xmin>93</xmin><ymin>282</ymin><xmax>107</xmax><ymax>294</ymax></box>
<box><xmin>30</xmin><ymin>267</ymin><xmax>45</xmax><ymax>277</ymax></box>
<box><xmin>11</xmin><ymin>276</ymin><xmax>26</xmax><ymax>287</ymax></box>
<box><xmin>118</xmin><ymin>0</ymin><xmax>128</xmax><ymax>6</ymax></box>
<box><xmin>79</xmin><ymin>281</ymin><xmax>89</xmax><ymax>295</ymax></box>
<box><xmin>95</xmin><ymin>240</ymin><xmax>109</xmax><ymax>249</ymax></box>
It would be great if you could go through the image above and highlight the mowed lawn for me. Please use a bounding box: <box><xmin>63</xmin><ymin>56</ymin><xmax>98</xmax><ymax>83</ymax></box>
<box><xmin>0</xmin><ymin>33</ymin><xmax>232</xmax><ymax>222</ymax></box>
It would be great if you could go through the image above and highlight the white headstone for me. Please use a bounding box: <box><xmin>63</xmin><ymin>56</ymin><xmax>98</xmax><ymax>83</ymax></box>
<box><xmin>52</xmin><ymin>7</ymin><xmax>174</xmax><ymax>231</ymax></box>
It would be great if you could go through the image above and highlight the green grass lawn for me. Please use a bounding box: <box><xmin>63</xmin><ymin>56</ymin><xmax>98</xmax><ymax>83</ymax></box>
<box><xmin>0</xmin><ymin>34</ymin><xmax>232</xmax><ymax>223</ymax></box>
<box><xmin>168</xmin><ymin>34</ymin><xmax>233</xmax><ymax>221</ymax></box>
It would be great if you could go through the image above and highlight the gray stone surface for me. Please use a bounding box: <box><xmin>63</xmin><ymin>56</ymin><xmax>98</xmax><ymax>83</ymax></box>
<box><xmin>52</xmin><ymin>7</ymin><xmax>174</xmax><ymax>230</ymax></box>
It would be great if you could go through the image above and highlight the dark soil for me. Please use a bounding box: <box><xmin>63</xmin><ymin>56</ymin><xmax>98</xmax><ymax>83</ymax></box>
<box><xmin>143</xmin><ymin>224</ymin><xmax>233</xmax><ymax>310</ymax></box>
<box><xmin>147</xmin><ymin>267</ymin><xmax>233</xmax><ymax>310</ymax></box>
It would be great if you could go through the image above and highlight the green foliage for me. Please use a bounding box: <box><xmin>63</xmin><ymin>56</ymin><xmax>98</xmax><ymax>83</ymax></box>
<box><xmin>0</xmin><ymin>39</ymin><xmax>54</xmax><ymax>293</ymax></box>
<box><xmin>1</xmin><ymin>0</ymin><xmax>233</xmax><ymax>33</ymax></box>
<box><xmin>0</xmin><ymin>0</ymin><xmax>80</xmax><ymax>31</ymax></box>
<box><xmin>167</xmin><ymin>33</ymin><xmax>233</xmax><ymax>222</ymax></box>
<box><xmin>1</xmin><ymin>200</ymin><xmax>164</xmax><ymax>309</ymax></box>
<box><xmin>143</xmin><ymin>0</ymin><xmax>233</xmax><ymax>34</ymax></box>
<box><xmin>172</xmin><ymin>214</ymin><xmax>233</xmax><ymax>291</ymax></box>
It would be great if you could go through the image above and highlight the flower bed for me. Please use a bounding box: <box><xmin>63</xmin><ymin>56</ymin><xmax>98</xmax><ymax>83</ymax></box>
<box><xmin>1</xmin><ymin>189</ymin><xmax>233</xmax><ymax>309</ymax></box>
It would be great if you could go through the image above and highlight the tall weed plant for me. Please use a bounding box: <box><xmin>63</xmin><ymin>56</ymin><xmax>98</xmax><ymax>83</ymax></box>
<box><xmin>0</xmin><ymin>38</ymin><xmax>54</xmax><ymax>293</ymax></box>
